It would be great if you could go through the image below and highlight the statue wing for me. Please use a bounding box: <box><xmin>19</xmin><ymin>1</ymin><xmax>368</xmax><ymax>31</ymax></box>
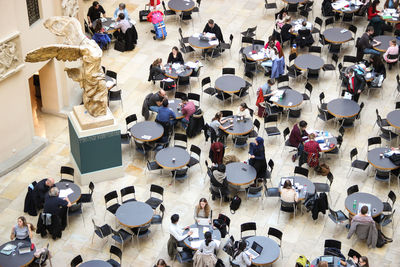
<box><xmin>25</xmin><ymin>44</ymin><xmax>81</xmax><ymax>63</ymax></box>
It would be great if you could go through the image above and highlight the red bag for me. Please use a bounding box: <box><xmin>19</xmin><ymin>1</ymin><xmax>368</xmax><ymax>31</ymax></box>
<box><xmin>256</xmin><ymin>89</ymin><xmax>265</xmax><ymax>117</ymax></box>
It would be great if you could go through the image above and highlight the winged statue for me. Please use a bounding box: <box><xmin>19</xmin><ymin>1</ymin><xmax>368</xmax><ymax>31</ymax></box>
<box><xmin>25</xmin><ymin>16</ymin><xmax>108</xmax><ymax>117</ymax></box>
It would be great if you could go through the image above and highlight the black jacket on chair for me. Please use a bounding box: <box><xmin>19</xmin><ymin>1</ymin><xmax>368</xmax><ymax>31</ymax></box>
<box><xmin>24</xmin><ymin>181</ymin><xmax>37</xmax><ymax>216</ymax></box>
<box><xmin>36</xmin><ymin>212</ymin><xmax>63</xmax><ymax>239</ymax></box>
<box><xmin>186</xmin><ymin>110</ymin><xmax>204</xmax><ymax>138</ymax></box>
<box><xmin>305</xmin><ymin>193</ymin><xmax>329</xmax><ymax>220</ymax></box>
<box><xmin>296</xmin><ymin>29</ymin><xmax>314</xmax><ymax>48</ymax></box>
<box><xmin>125</xmin><ymin>25</ymin><xmax>138</xmax><ymax>51</ymax></box>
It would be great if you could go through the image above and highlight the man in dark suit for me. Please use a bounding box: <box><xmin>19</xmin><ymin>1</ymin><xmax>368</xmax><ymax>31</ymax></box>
<box><xmin>203</xmin><ymin>19</ymin><xmax>224</xmax><ymax>43</ymax></box>
<box><xmin>32</xmin><ymin>178</ymin><xmax>55</xmax><ymax>210</ymax></box>
<box><xmin>344</xmin><ymin>68</ymin><xmax>366</xmax><ymax>103</ymax></box>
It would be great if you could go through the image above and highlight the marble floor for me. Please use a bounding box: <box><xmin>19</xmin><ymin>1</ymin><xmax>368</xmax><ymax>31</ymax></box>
<box><xmin>1</xmin><ymin>0</ymin><xmax>400</xmax><ymax>266</ymax></box>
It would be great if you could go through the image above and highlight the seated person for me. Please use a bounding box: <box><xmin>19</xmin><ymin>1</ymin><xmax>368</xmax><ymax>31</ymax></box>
<box><xmin>296</xmin><ymin>25</ymin><xmax>314</xmax><ymax>48</ymax></box>
<box><xmin>358</xmin><ymin>26</ymin><xmax>381</xmax><ymax>57</ymax></box>
<box><xmin>318</xmin><ymin>262</ymin><xmax>328</xmax><ymax>267</ymax></box>
<box><xmin>167</xmin><ymin>46</ymin><xmax>184</xmax><ymax>64</ymax></box>
<box><xmin>203</xmin><ymin>19</ymin><xmax>224</xmax><ymax>43</ymax></box>
<box><xmin>180</xmin><ymin>95</ymin><xmax>196</xmax><ymax>129</ymax></box>
<box><xmin>259</xmin><ymin>79</ymin><xmax>275</xmax><ymax>102</ymax></box>
<box><xmin>92</xmin><ymin>21</ymin><xmax>111</xmax><ymax>49</ymax></box>
<box><xmin>87</xmin><ymin>1</ymin><xmax>106</xmax><ymax>28</ymax></box>
<box><xmin>211</xmin><ymin>164</ymin><xmax>230</xmax><ymax>201</ymax></box>
<box><xmin>275</xmin><ymin>11</ymin><xmax>288</xmax><ymax>29</ymax></box>
<box><xmin>344</xmin><ymin>68</ymin><xmax>366</xmax><ymax>103</ymax></box>
<box><xmin>385</xmin><ymin>0</ymin><xmax>399</xmax><ymax>8</ymax></box>
<box><xmin>264</xmin><ymin>35</ymin><xmax>281</xmax><ymax>53</ymax></box>
<box><xmin>289</xmin><ymin>120</ymin><xmax>309</xmax><ymax>161</ymax></box>
<box><xmin>352</xmin><ymin>205</ymin><xmax>375</xmax><ymax>224</ymax></box>
<box><xmin>368</xmin><ymin>55</ymin><xmax>386</xmax><ymax>86</ymax></box>
<box><xmin>156</xmin><ymin>99</ymin><xmax>176</xmax><ymax>126</ymax></box>
<box><xmin>261</xmin><ymin>41</ymin><xmax>279</xmax><ymax>71</ymax></box>
<box><xmin>10</xmin><ymin>216</ymin><xmax>35</xmax><ymax>243</ymax></box>
<box><xmin>210</xmin><ymin>112</ymin><xmax>233</xmax><ymax>137</ymax></box>
<box><xmin>321</xmin><ymin>0</ymin><xmax>335</xmax><ymax>16</ymax></box>
<box><xmin>113</xmin><ymin>13</ymin><xmax>132</xmax><ymax>40</ymax></box>
<box><xmin>193</xmin><ymin>232</ymin><xmax>218</xmax><ymax>265</ymax></box>
<box><xmin>368</xmin><ymin>0</ymin><xmax>385</xmax><ymax>36</ymax></box>
<box><xmin>232</xmin><ymin>240</ymin><xmax>252</xmax><ymax>267</ymax></box>
<box><xmin>194</xmin><ymin>198</ymin><xmax>211</xmax><ymax>223</ymax></box>
<box><xmin>304</xmin><ymin>133</ymin><xmax>321</xmax><ymax>168</ymax></box>
<box><xmin>341</xmin><ymin>256</ymin><xmax>370</xmax><ymax>267</ymax></box>
<box><xmin>209</xmin><ymin>142</ymin><xmax>225</xmax><ymax>165</ymax></box>
<box><xmin>148</xmin><ymin>58</ymin><xmax>166</xmax><ymax>82</ymax></box>
<box><xmin>113</xmin><ymin>3</ymin><xmax>130</xmax><ymax>20</ymax></box>
<box><xmin>281</xmin><ymin>179</ymin><xmax>298</xmax><ymax>204</ymax></box>
<box><xmin>236</xmin><ymin>103</ymin><xmax>251</xmax><ymax>119</ymax></box>
<box><xmin>148</xmin><ymin>89</ymin><xmax>166</xmax><ymax>112</ymax></box>
<box><xmin>154</xmin><ymin>259</ymin><xmax>170</xmax><ymax>267</ymax></box>
<box><xmin>281</xmin><ymin>16</ymin><xmax>295</xmax><ymax>44</ymax></box>
<box><xmin>32</xmin><ymin>178</ymin><xmax>55</xmax><ymax>210</ymax></box>
<box><xmin>383</xmin><ymin>39</ymin><xmax>399</xmax><ymax>68</ymax></box>
<box><xmin>169</xmin><ymin>214</ymin><xmax>192</xmax><ymax>246</ymax></box>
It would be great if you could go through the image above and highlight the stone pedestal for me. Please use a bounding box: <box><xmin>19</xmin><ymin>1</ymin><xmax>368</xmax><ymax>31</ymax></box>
<box><xmin>68</xmin><ymin>105</ymin><xmax>123</xmax><ymax>185</ymax></box>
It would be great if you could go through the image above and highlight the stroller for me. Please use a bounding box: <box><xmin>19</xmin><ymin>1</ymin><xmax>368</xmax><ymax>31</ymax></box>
<box><xmin>147</xmin><ymin>10</ymin><xmax>167</xmax><ymax>40</ymax></box>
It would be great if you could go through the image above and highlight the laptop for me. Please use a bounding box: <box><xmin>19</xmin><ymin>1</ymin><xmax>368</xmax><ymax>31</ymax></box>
<box><xmin>18</xmin><ymin>246</ymin><xmax>31</xmax><ymax>254</ymax></box>
<box><xmin>245</xmin><ymin>241</ymin><xmax>263</xmax><ymax>259</ymax></box>
<box><xmin>197</xmin><ymin>218</ymin><xmax>210</xmax><ymax>226</ymax></box>
<box><xmin>320</xmin><ymin>256</ymin><xmax>334</xmax><ymax>266</ymax></box>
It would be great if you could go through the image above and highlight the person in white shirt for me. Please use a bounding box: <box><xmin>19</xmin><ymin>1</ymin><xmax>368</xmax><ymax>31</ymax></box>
<box><xmin>199</xmin><ymin>232</ymin><xmax>218</xmax><ymax>254</ymax></box>
<box><xmin>261</xmin><ymin>40</ymin><xmax>279</xmax><ymax>71</ymax></box>
<box><xmin>193</xmin><ymin>231</ymin><xmax>218</xmax><ymax>266</ymax></box>
<box><xmin>169</xmin><ymin>214</ymin><xmax>192</xmax><ymax>246</ymax></box>
<box><xmin>236</xmin><ymin>103</ymin><xmax>251</xmax><ymax>119</ymax></box>
<box><xmin>232</xmin><ymin>240</ymin><xmax>252</xmax><ymax>267</ymax></box>
<box><xmin>113</xmin><ymin>13</ymin><xmax>132</xmax><ymax>40</ymax></box>
<box><xmin>280</xmin><ymin>179</ymin><xmax>298</xmax><ymax>211</ymax></box>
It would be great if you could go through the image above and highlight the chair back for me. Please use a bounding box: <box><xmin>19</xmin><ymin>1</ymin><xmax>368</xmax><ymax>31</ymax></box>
<box><xmin>294</xmin><ymin>166</ymin><xmax>309</xmax><ymax>177</ymax></box>
<box><xmin>240</xmin><ymin>222</ymin><xmax>256</xmax><ymax>238</ymax></box>
<box><xmin>350</xmin><ymin>148</ymin><xmax>358</xmax><ymax>161</ymax></box>
<box><xmin>396</xmin><ymin>101</ymin><xmax>400</xmax><ymax>109</ymax></box>
<box><xmin>308</xmin><ymin>46</ymin><xmax>321</xmax><ymax>54</ymax></box>
<box><xmin>347</xmin><ymin>249</ymin><xmax>361</xmax><ymax>260</ymax></box>
<box><xmin>315</xmin><ymin>17</ymin><xmax>323</xmax><ymax>27</ymax></box>
<box><xmin>299</xmin><ymin>9</ymin><xmax>308</xmax><ymax>18</ymax></box>
<box><xmin>324</xmin><ymin>239</ymin><xmax>341</xmax><ymax>250</ymax></box>
<box><xmin>347</xmin><ymin>184</ymin><xmax>359</xmax><ymax>196</ymax></box>
<box><xmin>280</xmin><ymin>199</ymin><xmax>295</xmax><ymax>211</ymax></box>
<box><xmin>319</xmin><ymin>92</ymin><xmax>325</xmax><ymax>104</ymax></box>
<box><xmin>348</xmin><ymin>25</ymin><xmax>357</xmax><ymax>35</ymax></box>
<box><xmin>174</xmin><ymin>133</ymin><xmax>187</xmax><ymax>147</ymax></box>
<box><xmin>241</xmin><ymin>36</ymin><xmax>254</xmax><ymax>45</ymax></box>
<box><xmin>104</xmin><ymin>191</ymin><xmax>119</xmax><ymax>206</ymax></box>
<box><xmin>289</xmin><ymin>53</ymin><xmax>297</xmax><ymax>62</ymax></box>
<box><xmin>125</xmin><ymin>114</ymin><xmax>137</xmax><ymax>129</ymax></box>
<box><xmin>327</xmin><ymin>172</ymin><xmax>334</xmax><ymax>186</ymax></box>
<box><xmin>120</xmin><ymin>186</ymin><xmax>136</xmax><ymax>202</ymax></box>
<box><xmin>106</xmin><ymin>70</ymin><xmax>117</xmax><ymax>80</ymax></box>
<box><xmin>325</xmin><ymin>17</ymin><xmax>334</xmax><ymax>27</ymax></box>
<box><xmin>222</xmin><ymin>68</ymin><xmax>235</xmax><ymax>75</ymax></box>
<box><xmin>247</xmin><ymin>184</ymin><xmax>262</xmax><ymax>195</ymax></box>
<box><xmin>175</xmin><ymin>92</ymin><xmax>187</xmax><ymax>99</ymax></box>
<box><xmin>178</xmin><ymin>76</ymin><xmax>190</xmax><ymax>86</ymax></box>
<box><xmin>253</xmin><ymin>119</ymin><xmax>260</xmax><ymax>131</ymax></box>
<box><xmin>388</xmin><ymin>190</ymin><xmax>396</xmax><ymax>205</ymax></box>
<box><xmin>267</xmin><ymin>227</ymin><xmax>283</xmax><ymax>242</ymax></box>
<box><xmin>188</xmin><ymin>93</ymin><xmax>200</xmax><ymax>103</ymax></box>
<box><xmin>61</xmin><ymin>166</ymin><xmax>74</xmax><ymax>178</ymax></box>
<box><xmin>190</xmin><ymin>144</ymin><xmax>201</xmax><ymax>158</ymax></box>
<box><xmin>343</xmin><ymin>55</ymin><xmax>357</xmax><ymax>65</ymax></box>
<box><xmin>150</xmin><ymin>184</ymin><xmax>164</xmax><ymax>198</ymax></box>
<box><xmin>264</xmin><ymin>114</ymin><xmax>278</xmax><ymax>124</ymax></box>
<box><xmin>108</xmin><ymin>90</ymin><xmax>122</xmax><ymax>101</ymax></box>
<box><xmin>202</xmin><ymin>77</ymin><xmax>211</xmax><ymax>87</ymax></box>
<box><xmin>283</xmin><ymin>127</ymin><xmax>290</xmax><ymax>140</ymax></box>
<box><xmin>277</xmin><ymin>74</ymin><xmax>289</xmax><ymax>84</ymax></box>
<box><xmin>253</xmin><ymin>39</ymin><xmax>265</xmax><ymax>46</ymax></box>
<box><xmin>221</xmin><ymin>110</ymin><xmax>233</xmax><ymax>117</ymax></box>
<box><xmin>305</xmin><ymin>82</ymin><xmax>313</xmax><ymax>94</ymax></box>
<box><xmin>367</xmin><ymin>136</ymin><xmax>381</xmax><ymax>149</ymax></box>
<box><xmin>109</xmin><ymin>245</ymin><xmax>122</xmax><ymax>262</ymax></box>
<box><xmin>70</xmin><ymin>255</ymin><xmax>83</xmax><ymax>267</ymax></box>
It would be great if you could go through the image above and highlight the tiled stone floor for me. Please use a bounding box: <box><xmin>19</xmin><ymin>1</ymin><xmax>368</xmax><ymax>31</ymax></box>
<box><xmin>1</xmin><ymin>0</ymin><xmax>400</xmax><ymax>266</ymax></box>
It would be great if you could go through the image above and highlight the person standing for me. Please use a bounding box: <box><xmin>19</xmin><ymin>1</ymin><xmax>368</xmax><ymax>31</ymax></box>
<box><xmin>180</xmin><ymin>95</ymin><xmax>196</xmax><ymax>129</ymax></box>
<box><xmin>344</xmin><ymin>68</ymin><xmax>366</xmax><ymax>103</ymax></box>
<box><xmin>289</xmin><ymin>120</ymin><xmax>309</xmax><ymax>161</ymax></box>
<box><xmin>87</xmin><ymin>1</ymin><xmax>106</xmax><ymax>28</ymax></box>
<box><xmin>248</xmin><ymin>137</ymin><xmax>267</xmax><ymax>179</ymax></box>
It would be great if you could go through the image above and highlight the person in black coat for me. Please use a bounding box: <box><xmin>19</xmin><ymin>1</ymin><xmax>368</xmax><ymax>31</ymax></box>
<box><xmin>322</xmin><ymin>0</ymin><xmax>335</xmax><ymax>17</ymax></box>
<box><xmin>148</xmin><ymin>58</ymin><xmax>166</xmax><ymax>82</ymax></box>
<box><xmin>281</xmin><ymin>17</ymin><xmax>295</xmax><ymax>44</ymax></box>
<box><xmin>344</xmin><ymin>68</ymin><xmax>366</xmax><ymax>103</ymax></box>
<box><xmin>167</xmin><ymin>47</ymin><xmax>184</xmax><ymax>64</ymax></box>
<box><xmin>203</xmin><ymin>19</ymin><xmax>224</xmax><ymax>43</ymax></box>
<box><xmin>32</xmin><ymin>178</ymin><xmax>55</xmax><ymax>210</ymax></box>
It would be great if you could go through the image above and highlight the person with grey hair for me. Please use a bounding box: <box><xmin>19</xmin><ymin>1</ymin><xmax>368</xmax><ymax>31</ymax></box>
<box><xmin>43</xmin><ymin>187</ymin><xmax>71</xmax><ymax>217</ymax></box>
<box><xmin>32</xmin><ymin>178</ymin><xmax>55</xmax><ymax>210</ymax></box>
<box><xmin>114</xmin><ymin>3</ymin><xmax>130</xmax><ymax>20</ymax></box>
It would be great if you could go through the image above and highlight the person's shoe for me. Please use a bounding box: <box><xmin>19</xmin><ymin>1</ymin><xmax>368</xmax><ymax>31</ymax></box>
<box><xmin>150</xmin><ymin>30</ymin><xmax>155</xmax><ymax>34</ymax></box>
<box><xmin>292</xmin><ymin>154</ymin><xmax>297</xmax><ymax>162</ymax></box>
<box><xmin>153</xmin><ymin>36</ymin><xmax>156</xmax><ymax>40</ymax></box>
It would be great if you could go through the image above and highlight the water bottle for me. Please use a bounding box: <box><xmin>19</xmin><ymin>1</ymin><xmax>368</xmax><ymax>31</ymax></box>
<box><xmin>353</xmin><ymin>199</ymin><xmax>357</xmax><ymax>212</ymax></box>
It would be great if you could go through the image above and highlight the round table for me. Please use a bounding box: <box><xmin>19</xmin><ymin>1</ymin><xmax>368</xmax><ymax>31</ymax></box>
<box><xmin>168</xmin><ymin>99</ymin><xmax>184</xmax><ymax>119</ymax></box>
<box><xmin>387</xmin><ymin>110</ymin><xmax>400</xmax><ymax>129</ymax></box>
<box><xmin>215</xmin><ymin>75</ymin><xmax>247</xmax><ymax>94</ymax></box>
<box><xmin>245</xmin><ymin>236</ymin><xmax>280</xmax><ymax>266</ymax></box>
<box><xmin>164</xmin><ymin>64</ymin><xmax>192</xmax><ymax>79</ymax></box>
<box><xmin>306</xmin><ymin>130</ymin><xmax>338</xmax><ymax>153</ymax></box>
<box><xmin>0</xmin><ymin>240</ymin><xmax>36</xmax><ymax>267</ymax></box>
<box><xmin>323</xmin><ymin>27</ymin><xmax>353</xmax><ymax>44</ymax></box>
<box><xmin>242</xmin><ymin>44</ymin><xmax>267</xmax><ymax>62</ymax></box>
<box><xmin>226</xmin><ymin>162</ymin><xmax>257</xmax><ymax>186</ymax></box>
<box><xmin>156</xmin><ymin>147</ymin><xmax>190</xmax><ymax>170</ymax></box>
<box><xmin>280</xmin><ymin>176</ymin><xmax>316</xmax><ymax>200</ymax></box>
<box><xmin>221</xmin><ymin>116</ymin><xmax>253</xmax><ymax>135</ymax></box>
<box><xmin>345</xmin><ymin>192</ymin><xmax>383</xmax><ymax>218</ymax></box>
<box><xmin>130</xmin><ymin>121</ymin><xmax>164</xmax><ymax>142</ymax></box>
<box><xmin>115</xmin><ymin>201</ymin><xmax>154</xmax><ymax>228</ymax></box>
<box><xmin>373</xmin><ymin>35</ymin><xmax>400</xmax><ymax>52</ymax></box>
<box><xmin>368</xmin><ymin>147</ymin><xmax>399</xmax><ymax>171</ymax></box>
<box><xmin>332</xmin><ymin>1</ymin><xmax>361</xmax><ymax>13</ymax></box>
<box><xmin>80</xmin><ymin>260</ymin><xmax>113</xmax><ymax>267</ymax></box>
<box><xmin>93</xmin><ymin>18</ymin><xmax>116</xmax><ymax>33</ymax></box>
<box><xmin>381</xmin><ymin>10</ymin><xmax>400</xmax><ymax>24</ymax></box>
<box><xmin>273</xmin><ymin>89</ymin><xmax>303</xmax><ymax>108</ymax></box>
<box><xmin>327</xmin><ymin>98</ymin><xmax>360</xmax><ymax>118</ymax></box>
<box><xmin>188</xmin><ymin>36</ymin><xmax>218</xmax><ymax>49</ymax></box>
<box><xmin>183</xmin><ymin>224</ymin><xmax>222</xmax><ymax>250</ymax></box>
<box><xmin>168</xmin><ymin>0</ymin><xmax>195</xmax><ymax>12</ymax></box>
<box><xmin>56</xmin><ymin>182</ymin><xmax>81</xmax><ymax>204</ymax></box>
<box><xmin>294</xmin><ymin>54</ymin><xmax>324</xmax><ymax>70</ymax></box>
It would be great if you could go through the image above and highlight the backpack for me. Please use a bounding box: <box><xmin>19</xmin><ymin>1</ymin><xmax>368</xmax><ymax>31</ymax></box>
<box><xmin>213</xmin><ymin>218</ymin><xmax>227</xmax><ymax>238</ymax></box>
<box><xmin>215</xmin><ymin>259</ymin><xmax>225</xmax><ymax>267</ymax></box>
<box><xmin>295</xmin><ymin>255</ymin><xmax>310</xmax><ymax>267</ymax></box>
<box><xmin>230</xmin><ymin>195</ymin><xmax>241</xmax><ymax>214</ymax></box>
<box><xmin>376</xmin><ymin>229</ymin><xmax>387</xmax><ymax>248</ymax></box>
<box><xmin>223</xmin><ymin>235</ymin><xmax>238</xmax><ymax>257</ymax></box>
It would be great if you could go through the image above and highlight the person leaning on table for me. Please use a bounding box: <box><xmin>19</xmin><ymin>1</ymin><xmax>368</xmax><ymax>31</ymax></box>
<box><xmin>232</xmin><ymin>240</ymin><xmax>252</xmax><ymax>267</ymax></box>
<box><xmin>281</xmin><ymin>179</ymin><xmax>299</xmax><ymax>206</ymax></box>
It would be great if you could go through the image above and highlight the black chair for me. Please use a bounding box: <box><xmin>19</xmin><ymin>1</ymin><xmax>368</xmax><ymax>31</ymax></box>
<box><xmin>125</xmin><ymin>114</ymin><xmax>137</xmax><ymax>132</ymax></box>
<box><xmin>253</xmin><ymin>39</ymin><xmax>265</xmax><ymax>46</ymax></box>
<box><xmin>188</xmin><ymin>93</ymin><xmax>201</xmax><ymax>108</ymax></box>
<box><xmin>267</xmin><ymin>227</ymin><xmax>283</xmax><ymax>258</ymax></box>
<box><xmin>220</xmin><ymin>34</ymin><xmax>234</xmax><ymax>56</ymax></box>
<box><xmin>379</xmin><ymin>209</ymin><xmax>396</xmax><ymax>230</ymax></box>
<box><xmin>264</xmin><ymin>115</ymin><xmax>281</xmax><ymax>138</ymax></box>
<box><xmin>201</xmin><ymin>77</ymin><xmax>216</xmax><ymax>98</ymax></box>
<box><xmin>379</xmin><ymin>126</ymin><xmax>398</xmax><ymax>143</ymax></box>
<box><xmin>107</xmin><ymin>245</ymin><xmax>122</xmax><ymax>267</ymax></box>
<box><xmin>322</xmin><ymin>53</ymin><xmax>338</xmax><ymax>75</ymax></box>
<box><xmin>239</xmin><ymin>36</ymin><xmax>254</xmax><ymax>56</ymax></box>
<box><xmin>60</xmin><ymin>166</ymin><xmax>74</xmax><ymax>183</ymax></box>
<box><xmin>319</xmin><ymin>92</ymin><xmax>327</xmax><ymax>110</ymax></box>
<box><xmin>324</xmin><ymin>17</ymin><xmax>334</xmax><ymax>29</ymax></box>
<box><xmin>347</xmin><ymin>184</ymin><xmax>359</xmax><ymax>196</ymax></box>
<box><xmin>324</xmin><ymin>239</ymin><xmax>341</xmax><ymax>250</ymax></box>
<box><xmin>192</xmin><ymin>0</ymin><xmax>201</xmax><ymax>13</ymax></box>
<box><xmin>316</xmin><ymin>106</ymin><xmax>334</xmax><ymax>124</ymax></box>
<box><xmin>343</xmin><ymin>55</ymin><xmax>357</xmax><ymax>67</ymax></box>
<box><xmin>178</xmin><ymin>27</ymin><xmax>189</xmax><ymax>43</ymax></box>
<box><xmin>145</xmin><ymin>160</ymin><xmax>162</xmax><ymax>175</ymax></box>
<box><xmin>179</xmin><ymin>39</ymin><xmax>195</xmax><ymax>55</ymax></box>
<box><xmin>240</xmin><ymin>222</ymin><xmax>256</xmax><ymax>239</ymax></box>
<box><xmin>302</xmin><ymin>82</ymin><xmax>313</xmax><ymax>102</ymax></box>
<box><xmin>294</xmin><ymin>166</ymin><xmax>309</xmax><ymax>178</ymax></box>
<box><xmin>347</xmin><ymin>249</ymin><xmax>362</xmax><ymax>261</ymax></box>
<box><xmin>70</xmin><ymin>255</ymin><xmax>83</xmax><ymax>267</ymax></box>
<box><xmin>327</xmin><ymin>208</ymin><xmax>349</xmax><ymax>225</ymax></box>
<box><xmin>241</xmin><ymin>26</ymin><xmax>257</xmax><ymax>38</ymax></box>
<box><xmin>175</xmin><ymin>91</ymin><xmax>187</xmax><ymax>100</ymax></box>
<box><xmin>91</xmin><ymin>219</ymin><xmax>112</xmax><ymax>244</ymax></box>
<box><xmin>279</xmin><ymin>200</ymin><xmax>296</xmax><ymax>220</ymax></box>
<box><xmin>108</xmin><ymin>90</ymin><xmax>123</xmax><ymax>110</ymax></box>
<box><xmin>264</xmin><ymin>181</ymin><xmax>280</xmax><ymax>198</ymax></box>
<box><xmin>367</xmin><ymin>137</ymin><xmax>381</xmax><ymax>151</ymax></box>
<box><xmin>151</xmin><ymin>203</ymin><xmax>165</xmax><ymax>229</ymax></box>
<box><xmin>176</xmin><ymin>250</ymin><xmax>194</xmax><ymax>264</ymax></box>
<box><xmin>312</xmin><ymin>17</ymin><xmax>323</xmax><ymax>35</ymax></box>
<box><xmin>222</xmin><ymin>68</ymin><xmax>235</xmax><ymax>75</ymax></box>
<box><xmin>162</xmin><ymin>0</ymin><xmax>176</xmax><ymax>16</ymax></box>
<box><xmin>276</xmin><ymin>74</ymin><xmax>292</xmax><ymax>90</ymax></box>
<box><xmin>248</xmin><ymin>119</ymin><xmax>260</xmax><ymax>138</ymax></box>
<box><xmin>299</xmin><ymin>9</ymin><xmax>309</xmax><ymax>19</ymax></box>
<box><xmin>187</xmin><ymin>144</ymin><xmax>201</xmax><ymax>170</ymax></box>
<box><xmin>265</xmin><ymin>0</ymin><xmax>277</xmax><ymax>10</ymax></box>
<box><xmin>314</xmin><ymin>172</ymin><xmax>334</xmax><ymax>200</ymax></box>
<box><xmin>347</xmin><ymin>148</ymin><xmax>369</xmax><ymax>177</ymax></box>
<box><xmin>375</xmin><ymin>109</ymin><xmax>390</xmax><ymax>129</ymax></box>
<box><xmin>220</xmin><ymin>110</ymin><xmax>233</xmax><ymax>117</ymax></box>
<box><xmin>79</xmin><ymin>182</ymin><xmax>95</xmax><ymax>212</ymax></box>
<box><xmin>246</xmin><ymin>183</ymin><xmax>263</xmax><ymax>200</ymax></box>
<box><xmin>120</xmin><ymin>186</ymin><xmax>136</xmax><ymax>203</ymax></box>
<box><xmin>383</xmin><ymin>190</ymin><xmax>396</xmax><ymax>213</ymax></box>
<box><xmin>174</xmin><ymin>133</ymin><xmax>187</xmax><ymax>149</ymax></box>
<box><xmin>145</xmin><ymin>184</ymin><xmax>164</xmax><ymax>209</ymax></box>
<box><xmin>309</xmin><ymin>46</ymin><xmax>322</xmax><ymax>54</ymax></box>
<box><xmin>177</xmin><ymin>76</ymin><xmax>191</xmax><ymax>91</ymax></box>
<box><xmin>111</xmin><ymin>227</ymin><xmax>133</xmax><ymax>250</ymax></box>
<box><xmin>104</xmin><ymin>191</ymin><xmax>121</xmax><ymax>218</ymax></box>
<box><xmin>106</xmin><ymin>70</ymin><xmax>117</xmax><ymax>82</ymax></box>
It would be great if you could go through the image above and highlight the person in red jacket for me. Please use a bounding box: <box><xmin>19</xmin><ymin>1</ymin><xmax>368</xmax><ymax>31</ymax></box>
<box><xmin>368</xmin><ymin>0</ymin><xmax>385</xmax><ymax>35</ymax></box>
<box><xmin>289</xmin><ymin>120</ymin><xmax>308</xmax><ymax>162</ymax></box>
<box><xmin>304</xmin><ymin>133</ymin><xmax>321</xmax><ymax>167</ymax></box>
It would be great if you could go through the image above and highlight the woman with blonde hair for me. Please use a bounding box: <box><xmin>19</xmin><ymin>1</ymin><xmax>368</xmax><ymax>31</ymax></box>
<box><xmin>194</xmin><ymin>198</ymin><xmax>211</xmax><ymax>223</ymax></box>
<box><xmin>10</xmin><ymin>216</ymin><xmax>35</xmax><ymax>243</ymax></box>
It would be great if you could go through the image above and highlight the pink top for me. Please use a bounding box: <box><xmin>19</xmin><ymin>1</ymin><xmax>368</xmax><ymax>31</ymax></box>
<box><xmin>384</xmin><ymin>45</ymin><xmax>399</xmax><ymax>63</ymax></box>
<box><xmin>181</xmin><ymin>101</ymin><xmax>196</xmax><ymax>121</ymax></box>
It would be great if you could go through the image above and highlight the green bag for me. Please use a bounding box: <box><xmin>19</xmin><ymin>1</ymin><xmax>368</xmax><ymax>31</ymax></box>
<box><xmin>295</xmin><ymin>255</ymin><xmax>310</xmax><ymax>267</ymax></box>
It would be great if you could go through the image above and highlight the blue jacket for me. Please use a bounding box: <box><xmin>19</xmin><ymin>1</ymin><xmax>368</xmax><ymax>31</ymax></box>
<box><xmin>92</xmin><ymin>33</ymin><xmax>111</xmax><ymax>49</ymax></box>
<box><xmin>156</xmin><ymin>107</ymin><xmax>176</xmax><ymax>123</ymax></box>
<box><xmin>114</xmin><ymin>8</ymin><xmax>130</xmax><ymax>20</ymax></box>
<box><xmin>271</xmin><ymin>56</ymin><xmax>285</xmax><ymax>79</ymax></box>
